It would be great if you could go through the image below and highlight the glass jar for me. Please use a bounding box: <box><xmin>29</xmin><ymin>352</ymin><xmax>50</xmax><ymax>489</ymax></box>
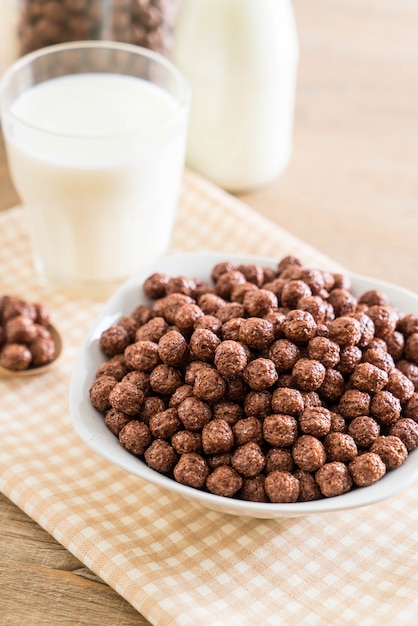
<box><xmin>0</xmin><ymin>0</ymin><xmax>179</xmax><ymax>75</ymax></box>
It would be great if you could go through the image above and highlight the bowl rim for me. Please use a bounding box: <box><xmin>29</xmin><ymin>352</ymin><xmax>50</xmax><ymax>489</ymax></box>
<box><xmin>69</xmin><ymin>251</ymin><xmax>418</xmax><ymax>517</ymax></box>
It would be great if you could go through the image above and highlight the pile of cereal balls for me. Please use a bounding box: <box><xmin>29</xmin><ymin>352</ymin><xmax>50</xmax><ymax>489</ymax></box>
<box><xmin>0</xmin><ymin>295</ymin><xmax>56</xmax><ymax>371</ymax></box>
<box><xmin>89</xmin><ymin>257</ymin><xmax>418</xmax><ymax>503</ymax></box>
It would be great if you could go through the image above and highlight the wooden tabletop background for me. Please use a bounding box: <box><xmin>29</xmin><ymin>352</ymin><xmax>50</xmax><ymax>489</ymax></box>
<box><xmin>1</xmin><ymin>0</ymin><xmax>417</xmax><ymax>623</ymax></box>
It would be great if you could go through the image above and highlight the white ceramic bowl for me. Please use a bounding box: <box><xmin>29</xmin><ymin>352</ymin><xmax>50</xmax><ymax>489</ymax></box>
<box><xmin>70</xmin><ymin>252</ymin><xmax>418</xmax><ymax>518</ymax></box>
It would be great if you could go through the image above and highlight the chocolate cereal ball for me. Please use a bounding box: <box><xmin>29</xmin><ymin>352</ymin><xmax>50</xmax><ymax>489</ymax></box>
<box><xmin>216</xmin><ymin>302</ymin><xmax>246</xmax><ymax>323</ymax></box>
<box><xmin>214</xmin><ymin>340</ymin><xmax>248</xmax><ymax>379</ymax></box>
<box><xmin>239</xmin><ymin>317</ymin><xmax>275</xmax><ymax>350</ymax></box>
<box><xmin>363</xmin><ymin>347</ymin><xmax>395</xmax><ymax>374</ymax></box>
<box><xmin>206</xmin><ymin>453</ymin><xmax>232</xmax><ymax>469</ymax></box>
<box><xmin>263</xmin><ymin>414</ymin><xmax>298</xmax><ymax>447</ymax></box>
<box><xmin>338</xmin><ymin>389</ymin><xmax>371</xmax><ymax>419</ymax></box>
<box><xmin>149</xmin><ymin>408</ymin><xmax>182</xmax><ymax>439</ymax></box>
<box><xmin>397</xmin><ymin>360</ymin><xmax>418</xmax><ymax>389</ymax></box>
<box><xmin>292</xmin><ymin>358</ymin><xmax>326</xmax><ymax>391</ymax></box>
<box><xmin>137</xmin><ymin>396</ymin><xmax>165</xmax><ymax>425</ymax></box>
<box><xmin>293</xmin><ymin>469</ymin><xmax>322</xmax><ymax>502</ymax></box>
<box><xmin>370</xmin><ymin>390</ymin><xmax>401</xmax><ymax>425</ymax></box>
<box><xmin>308</xmin><ymin>336</ymin><xmax>340</xmax><ymax>368</ymax></box>
<box><xmin>327</xmin><ymin>288</ymin><xmax>357</xmax><ymax>317</ymax></box>
<box><xmin>324</xmin><ymin>432</ymin><xmax>358</xmax><ymax>462</ymax></box>
<box><xmin>168</xmin><ymin>384</ymin><xmax>194</xmax><ymax>408</ymax></box>
<box><xmin>212</xmin><ymin>401</ymin><xmax>243</xmax><ymax>425</ymax></box>
<box><xmin>389</xmin><ymin>419</ymin><xmax>418</xmax><ymax>451</ymax></box>
<box><xmin>165</xmin><ymin>275</ymin><xmax>197</xmax><ymax>297</ymax></box>
<box><xmin>299</xmin><ymin>407</ymin><xmax>332</xmax><ymax>437</ymax></box>
<box><xmin>29</xmin><ymin>336</ymin><xmax>55</xmax><ymax>367</ymax></box>
<box><xmin>243</xmin><ymin>288</ymin><xmax>278</xmax><ymax>317</ymax></box>
<box><xmin>142</xmin><ymin>272</ymin><xmax>169</xmax><ymax>299</ymax></box>
<box><xmin>5</xmin><ymin>315</ymin><xmax>37</xmax><ymax>343</ymax></box>
<box><xmin>135</xmin><ymin>317</ymin><xmax>168</xmax><ymax>343</ymax></box>
<box><xmin>282</xmin><ymin>310</ymin><xmax>317</xmax><ymax>344</ymax></box>
<box><xmin>385</xmin><ymin>369</ymin><xmax>415</xmax><ymax>403</ymax></box>
<box><xmin>350</xmin><ymin>362</ymin><xmax>389</xmax><ymax>393</ymax></box>
<box><xmin>319</xmin><ymin>368</ymin><xmax>345</xmax><ymax>402</ymax></box>
<box><xmin>370</xmin><ymin>436</ymin><xmax>408</xmax><ymax>470</ymax></box>
<box><xmin>233</xmin><ymin>416</ymin><xmax>264</xmax><ymax>446</ymax></box>
<box><xmin>298</xmin><ymin>295</ymin><xmax>328</xmax><ymax>324</ymax></box>
<box><xmin>124</xmin><ymin>340</ymin><xmax>160</xmax><ymax>372</ymax></box>
<box><xmin>195</xmin><ymin>314</ymin><xmax>222</xmax><ymax>335</ymax></box>
<box><xmin>367</xmin><ymin>305</ymin><xmax>398</xmax><ymax>339</ymax></box>
<box><xmin>264</xmin><ymin>471</ymin><xmax>300</xmax><ymax>503</ymax></box>
<box><xmin>119</xmin><ymin>421</ymin><xmax>151</xmax><ymax>456</ymax></box>
<box><xmin>268</xmin><ymin>339</ymin><xmax>301</xmax><ymax>372</ymax></box>
<box><xmin>211</xmin><ymin>261</ymin><xmax>238</xmax><ymax>282</ymax></box>
<box><xmin>315</xmin><ymin>461</ymin><xmax>353</xmax><ymax>497</ymax></box>
<box><xmin>109</xmin><ymin>381</ymin><xmax>144</xmax><ymax>415</ymax></box>
<box><xmin>202</xmin><ymin>419</ymin><xmax>234</xmax><ymax>454</ymax></box>
<box><xmin>215</xmin><ymin>270</ymin><xmax>246</xmax><ymax>298</ymax></box>
<box><xmin>224</xmin><ymin>376</ymin><xmax>247</xmax><ymax>403</ymax></box>
<box><xmin>240</xmin><ymin>475</ymin><xmax>267</xmax><ymax>502</ymax></box>
<box><xmin>271</xmin><ymin>387</ymin><xmax>304</xmax><ymax>416</ymax></box>
<box><xmin>231</xmin><ymin>281</ymin><xmax>259</xmax><ymax>304</ymax></box>
<box><xmin>348</xmin><ymin>416</ymin><xmax>380</xmax><ymax>448</ymax></box>
<box><xmin>337</xmin><ymin>345</ymin><xmax>362</xmax><ymax>374</ymax></box>
<box><xmin>198</xmin><ymin>293</ymin><xmax>226</xmax><ymax>315</ymax></box>
<box><xmin>221</xmin><ymin>317</ymin><xmax>245</xmax><ymax>341</ymax></box>
<box><xmin>171</xmin><ymin>430</ymin><xmax>202</xmax><ymax>454</ymax></box>
<box><xmin>122</xmin><ymin>370</ymin><xmax>151</xmax><ymax>395</ymax></box>
<box><xmin>131</xmin><ymin>304</ymin><xmax>154</xmax><ymax>326</ymax></box>
<box><xmin>231</xmin><ymin>442</ymin><xmax>265</xmax><ymax>477</ymax></box>
<box><xmin>144</xmin><ymin>439</ymin><xmax>178</xmax><ymax>474</ymax></box>
<box><xmin>348</xmin><ymin>452</ymin><xmax>386</xmax><ymax>487</ymax></box>
<box><xmin>96</xmin><ymin>354</ymin><xmax>129</xmax><ymax>381</ymax></box>
<box><xmin>327</xmin><ymin>317</ymin><xmax>362</xmax><ymax>347</ymax></box>
<box><xmin>158</xmin><ymin>330</ymin><xmax>188</xmax><ymax>367</ymax></box>
<box><xmin>385</xmin><ymin>331</ymin><xmax>405</xmax><ymax>361</ymax></box>
<box><xmin>158</xmin><ymin>293</ymin><xmax>194</xmax><ymax>324</ymax></box>
<box><xmin>173</xmin><ymin>453</ymin><xmax>209</xmax><ymax>489</ymax></box>
<box><xmin>89</xmin><ymin>375</ymin><xmax>118</xmax><ymax>412</ymax></box>
<box><xmin>244</xmin><ymin>390</ymin><xmax>272</xmax><ymax>418</ymax></box>
<box><xmin>243</xmin><ymin>358</ymin><xmax>278</xmax><ymax>391</ymax></box>
<box><xmin>265</xmin><ymin>448</ymin><xmax>295</xmax><ymax>473</ymax></box>
<box><xmin>100</xmin><ymin>325</ymin><xmax>130</xmax><ymax>356</ymax></box>
<box><xmin>330</xmin><ymin>411</ymin><xmax>347</xmax><ymax>433</ymax></box>
<box><xmin>404</xmin><ymin>393</ymin><xmax>418</xmax><ymax>420</ymax></box>
<box><xmin>359</xmin><ymin>289</ymin><xmax>389</xmax><ymax>307</ymax></box>
<box><xmin>177</xmin><ymin>397</ymin><xmax>212</xmax><ymax>431</ymax></box>
<box><xmin>193</xmin><ymin>368</ymin><xmax>226</xmax><ymax>403</ymax></box>
<box><xmin>238</xmin><ymin>263</ymin><xmax>265</xmax><ymax>286</ymax></box>
<box><xmin>104</xmin><ymin>408</ymin><xmax>132</xmax><ymax>436</ymax></box>
<box><xmin>293</xmin><ymin>435</ymin><xmax>326</xmax><ymax>471</ymax></box>
<box><xmin>281</xmin><ymin>279</ymin><xmax>312</xmax><ymax>308</ymax></box>
<box><xmin>206</xmin><ymin>466</ymin><xmax>243</xmax><ymax>497</ymax></box>
<box><xmin>350</xmin><ymin>312</ymin><xmax>375</xmax><ymax>348</ymax></box>
<box><xmin>117</xmin><ymin>316</ymin><xmax>138</xmax><ymax>341</ymax></box>
<box><xmin>150</xmin><ymin>364</ymin><xmax>182</xmax><ymax>395</ymax></box>
<box><xmin>189</xmin><ymin>328</ymin><xmax>220</xmax><ymax>362</ymax></box>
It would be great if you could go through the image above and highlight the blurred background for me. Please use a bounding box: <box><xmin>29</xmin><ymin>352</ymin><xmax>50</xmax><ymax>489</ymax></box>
<box><xmin>0</xmin><ymin>0</ymin><xmax>417</xmax><ymax>290</ymax></box>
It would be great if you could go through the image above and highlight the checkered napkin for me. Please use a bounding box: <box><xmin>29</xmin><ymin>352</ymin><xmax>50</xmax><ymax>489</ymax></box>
<box><xmin>1</xmin><ymin>170</ymin><xmax>418</xmax><ymax>626</ymax></box>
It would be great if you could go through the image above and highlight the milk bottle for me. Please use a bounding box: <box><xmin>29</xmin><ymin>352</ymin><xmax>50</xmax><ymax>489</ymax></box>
<box><xmin>173</xmin><ymin>0</ymin><xmax>299</xmax><ymax>192</ymax></box>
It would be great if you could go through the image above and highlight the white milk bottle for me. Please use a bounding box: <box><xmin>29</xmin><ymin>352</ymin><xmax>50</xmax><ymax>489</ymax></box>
<box><xmin>173</xmin><ymin>0</ymin><xmax>299</xmax><ymax>192</ymax></box>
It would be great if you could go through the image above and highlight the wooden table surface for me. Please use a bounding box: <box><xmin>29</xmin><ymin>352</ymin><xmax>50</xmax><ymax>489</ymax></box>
<box><xmin>1</xmin><ymin>0</ymin><xmax>417</xmax><ymax>623</ymax></box>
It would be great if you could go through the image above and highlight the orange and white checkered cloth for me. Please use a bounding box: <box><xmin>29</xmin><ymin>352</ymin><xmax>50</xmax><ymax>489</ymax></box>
<box><xmin>1</xmin><ymin>170</ymin><xmax>418</xmax><ymax>625</ymax></box>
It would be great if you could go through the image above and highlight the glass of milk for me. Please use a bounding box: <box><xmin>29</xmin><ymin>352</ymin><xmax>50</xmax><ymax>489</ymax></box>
<box><xmin>0</xmin><ymin>41</ymin><xmax>190</xmax><ymax>296</ymax></box>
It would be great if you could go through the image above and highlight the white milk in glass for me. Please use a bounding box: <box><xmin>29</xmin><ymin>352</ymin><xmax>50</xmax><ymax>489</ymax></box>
<box><xmin>5</xmin><ymin>73</ymin><xmax>188</xmax><ymax>291</ymax></box>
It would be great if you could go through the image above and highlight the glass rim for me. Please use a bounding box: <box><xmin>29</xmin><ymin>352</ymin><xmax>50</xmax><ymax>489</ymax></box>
<box><xmin>0</xmin><ymin>40</ymin><xmax>191</xmax><ymax>140</ymax></box>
